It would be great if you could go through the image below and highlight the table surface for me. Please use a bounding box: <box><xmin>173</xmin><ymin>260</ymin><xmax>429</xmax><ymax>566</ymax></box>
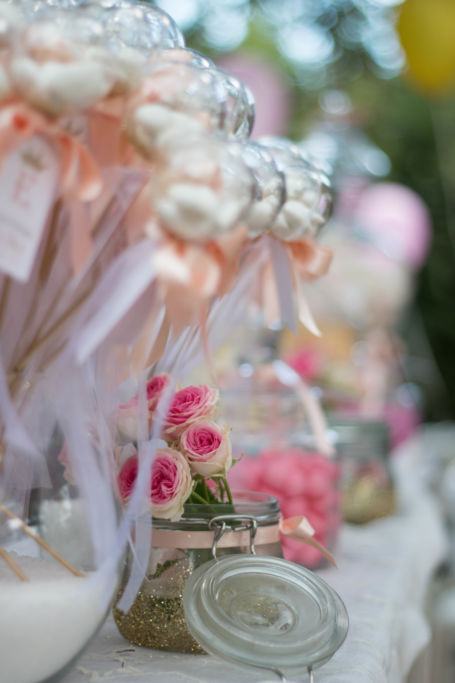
<box><xmin>63</xmin><ymin>428</ymin><xmax>448</xmax><ymax>683</ymax></box>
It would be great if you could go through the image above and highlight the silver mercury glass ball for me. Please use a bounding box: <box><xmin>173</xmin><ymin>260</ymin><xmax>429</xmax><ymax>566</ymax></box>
<box><xmin>240</xmin><ymin>141</ymin><xmax>286</xmax><ymax>237</ymax></box>
<box><xmin>149</xmin><ymin>133</ymin><xmax>255</xmax><ymax>243</ymax></box>
<box><xmin>260</xmin><ymin>136</ymin><xmax>333</xmax><ymax>241</ymax></box>
<box><xmin>210</xmin><ymin>67</ymin><xmax>255</xmax><ymax>141</ymax></box>
<box><xmin>94</xmin><ymin>1</ymin><xmax>184</xmax><ymax>56</ymax></box>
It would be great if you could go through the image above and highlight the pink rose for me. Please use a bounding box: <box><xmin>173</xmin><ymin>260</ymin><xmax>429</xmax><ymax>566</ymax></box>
<box><xmin>117</xmin><ymin>453</ymin><xmax>139</xmax><ymax>503</ymax></box>
<box><xmin>180</xmin><ymin>420</ymin><xmax>232</xmax><ymax>476</ymax></box>
<box><xmin>161</xmin><ymin>385</ymin><xmax>218</xmax><ymax>441</ymax></box>
<box><xmin>117</xmin><ymin>447</ymin><xmax>193</xmax><ymax>522</ymax></box>
<box><xmin>146</xmin><ymin>374</ymin><xmax>171</xmax><ymax>411</ymax></box>
<box><xmin>117</xmin><ymin>374</ymin><xmax>170</xmax><ymax>441</ymax></box>
<box><xmin>151</xmin><ymin>448</ymin><xmax>193</xmax><ymax>521</ymax></box>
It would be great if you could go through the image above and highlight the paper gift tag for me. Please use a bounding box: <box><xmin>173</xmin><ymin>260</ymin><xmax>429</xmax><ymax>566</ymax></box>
<box><xmin>0</xmin><ymin>136</ymin><xmax>59</xmax><ymax>282</ymax></box>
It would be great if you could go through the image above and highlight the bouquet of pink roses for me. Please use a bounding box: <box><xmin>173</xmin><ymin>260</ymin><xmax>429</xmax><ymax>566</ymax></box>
<box><xmin>116</xmin><ymin>374</ymin><xmax>235</xmax><ymax>522</ymax></box>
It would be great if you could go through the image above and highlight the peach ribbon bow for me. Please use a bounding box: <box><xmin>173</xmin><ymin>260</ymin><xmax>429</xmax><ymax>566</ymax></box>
<box><xmin>261</xmin><ymin>235</ymin><xmax>333</xmax><ymax>335</ymax></box>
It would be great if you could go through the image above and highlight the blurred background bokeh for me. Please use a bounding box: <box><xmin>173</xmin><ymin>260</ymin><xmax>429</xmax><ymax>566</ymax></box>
<box><xmin>151</xmin><ymin>0</ymin><xmax>455</xmax><ymax>423</ymax></box>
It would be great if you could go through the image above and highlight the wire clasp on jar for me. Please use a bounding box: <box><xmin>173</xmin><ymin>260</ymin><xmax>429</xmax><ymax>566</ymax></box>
<box><xmin>208</xmin><ymin>514</ymin><xmax>258</xmax><ymax>560</ymax></box>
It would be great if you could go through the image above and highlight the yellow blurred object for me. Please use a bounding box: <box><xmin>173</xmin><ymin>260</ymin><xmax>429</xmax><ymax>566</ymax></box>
<box><xmin>397</xmin><ymin>0</ymin><xmax>455</xmax><ymax>95</ymax></box>
<box><xmin>280</xmin><ymin>321</ymin><xmax>356</xmax><ymax>363</ymax></box>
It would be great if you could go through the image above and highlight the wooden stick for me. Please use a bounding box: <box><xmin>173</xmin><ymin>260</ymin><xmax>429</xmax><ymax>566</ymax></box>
<box><xmin>13</xmin><ymin>289</ymin><xmax>90</xmax><ymax>376</ymax></box>
<box><xmin>0</xmin><ymin>546</ymin><xmax>29</xmax><ymax>581</ymax></box>
<box><xmin>10</xmin><ymin>198</ymin><xmax>124</xmax><ymax>380</ymax></box>
<box><xmin>0</xmin><ymin>502</ymin><xmax>84</xmax><ymax>577</ymax></box>
<box><xmin>38</xmin><ymin>200</ymin><xmax>63</xmax><ymax>286</ymax></box>
<box><xmin>0</xmin><ymin>276</ymin><xmax>11</xmax><ymax>335</ymax></box>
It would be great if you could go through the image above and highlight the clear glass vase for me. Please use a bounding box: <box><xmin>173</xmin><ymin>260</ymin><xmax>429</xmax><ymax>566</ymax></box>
<box><xmin>0</xmin><ymin>421</ymin><xmax>122</xmax><ymax>683</ymax></box>
<box><xmin>113</xmin><ymin>491</ymin><xmax>283</xmax><ymax>654</ymax></box>
<box><xmin>0</xmin><ymin>483</ymin><xmax>120</xmax><ymax>683</ymax></box>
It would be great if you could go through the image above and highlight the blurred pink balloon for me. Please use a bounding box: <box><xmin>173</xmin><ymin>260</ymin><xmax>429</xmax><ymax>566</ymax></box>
<box><xmin>352</xmin><ymin>182</ymin><xmax>432</xmax><ymax>268</ymax></box>
<box><xmin>217</xmin><ymin>53</ymin><xmax>291</xmax><ymax>138</ymax></box>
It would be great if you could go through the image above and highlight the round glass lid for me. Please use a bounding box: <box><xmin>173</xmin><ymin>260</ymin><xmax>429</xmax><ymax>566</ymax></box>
<box><xmin>183</xmin><ymin>554</ymin><xmax>348</xmax><ymax>679</ymax></box>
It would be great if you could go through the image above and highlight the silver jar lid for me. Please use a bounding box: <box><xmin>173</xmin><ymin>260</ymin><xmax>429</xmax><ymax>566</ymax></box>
<box><xmin>183</xmin><ymin>553</ymin><xmax>348</xmax><ymax>680</ymax></box>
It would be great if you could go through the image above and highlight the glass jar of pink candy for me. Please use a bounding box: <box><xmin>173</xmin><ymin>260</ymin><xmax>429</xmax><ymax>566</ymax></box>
<box><xmin>222</xmin><ymin>384</ymin><xmax>341</xmax><ymax>569</ymax></box>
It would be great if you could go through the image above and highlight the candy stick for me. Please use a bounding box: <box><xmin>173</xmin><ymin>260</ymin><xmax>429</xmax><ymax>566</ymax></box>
<box><xmin>13</xmin><ymin>290</ymin><xmax>90</xmax><ymax>376</ymax></box>
<box><xmin>10</xmin><ymin>194</ymin><xmax>129</xmax><ymax>381</ymax></box>
<box><xmin>0</xmin><ymin>546</ymin><xmax>28</xmax><ymax>582</ymax></box>
<box><xmin>0</xmin><ymin>277</ymin><xmax>10</xmax><ymax>335</ymax></box>
<box><xmin>0</xmin><ymin>503</ymin><xmax>84</xmax><ymax>578</ymax></box>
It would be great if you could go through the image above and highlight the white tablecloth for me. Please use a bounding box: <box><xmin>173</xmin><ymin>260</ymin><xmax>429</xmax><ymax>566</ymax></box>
<box><xmin>63</xmin><ymin>430</ymin><xmax>448</xmax><ymax>683</ymax></box>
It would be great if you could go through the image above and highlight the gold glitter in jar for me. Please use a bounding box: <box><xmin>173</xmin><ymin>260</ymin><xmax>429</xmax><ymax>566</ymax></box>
<box><xmin>113</xmin><ymin>551</ymin><xmax>206</xmax><ymax>654</ymax></box>
<box><xmin>113</xmin><ymin>592</ymin><xmax>205</xmax><ymax>654</ymax></box>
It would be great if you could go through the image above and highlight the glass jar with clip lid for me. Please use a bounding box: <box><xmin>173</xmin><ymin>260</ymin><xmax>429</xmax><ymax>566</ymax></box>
<box><xmin>113</xmin><ymin>491</ymin><xmax>284</xmax><ymax>654</ymax></box>
<box><xmin>183</xmin><ymin>508</ymin><xmax>349</xmax><ymax>682</ymax></box>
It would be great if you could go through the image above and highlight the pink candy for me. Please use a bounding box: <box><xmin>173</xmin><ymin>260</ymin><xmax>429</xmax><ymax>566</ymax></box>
<box><xmin>229</xmin><ymin>447</ymin><xmax>341</xmax><ymax>568</ymax></box>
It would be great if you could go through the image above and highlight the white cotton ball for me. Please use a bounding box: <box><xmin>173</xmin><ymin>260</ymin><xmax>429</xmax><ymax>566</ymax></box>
<box><xmin>23</xmin><ymin>22</ymin><xmax>79</xmax><ymax>62</ymax></box>
<box><xmin>86</xmin><ymin>45</ymin><xmax>146</xmax><ymax>94</ymax></box>
<box><xmin>156</xmin><ymin>183</ymin><xmax>219</xmax><ymax>241</ymax></box>
<box><xmin>155</xmin><ymin>115</ymin><xmax>205</xmax><ymax>149</ymax></box>
<box><xmin>301</xmin><ymin>185</ymin><xmax>320</xmax><ymax>207</ymax></box>
<box><xmin>215</xmin><ymin>198</ymin><xmax>245</xmax><ymax>234</ymax></box>
<box><xmin>271</xmin><ymin>211</ymin><xmax>294</xmax><ymax>241</ymax></box>
<box><xmin>0</xmin><ymin>3</ymin><xmax>24</xmax><ymax>47</ymax></box>
<box><xmin>308</xmin><ymin>210</ymin><xmax>327</xmax><ymax>233</ymax></box>
<box><xmin>10</xmin><ymin>57</ymin><xmax>113</xmax><ymax>116</ymax></box>
<box><xmin>134</xmin><ymin>102</ymin><xmax>170</xmax><ymax>133</ymax></box>
<box><xmin>247</xmin><ymin>194</ymin><xmax>279</xmax><ymax>237</ymax></box>
<box><xmin>285</xmin><ymin>173</ymin><xmax>305</xmax><ymax>198</ymax></box>
<box><xmin>272</xmin><ymin>199</ymin><xmax>312</xmax><ymax>241</ymax></box>
<box><xmin>133</xmin><ymin>103</ymin><xmax>204</xmax><ymax>153</ymax></box>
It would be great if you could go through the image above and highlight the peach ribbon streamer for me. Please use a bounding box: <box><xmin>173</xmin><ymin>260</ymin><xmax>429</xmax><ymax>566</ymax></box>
<box><xmin>260</xmin><ymin>236</ymin><xmax>333</xmax><ymax>335</ymax></box>
<box><xmin>156</xmin><ymin>241</ymin><xmax>221</xmax><ymax>330</ymax></box>
<box><xmin>89</xmin><ymin>97</ymin><xmax>128</xmax><ymax>168</ymax></box>
<box><xmin>159</xmin><ymin>228</ymin><xmax>249</xmax><ymax>377</ymax></box>
<box><xmin>288</xmin><ymin>237</ymin><xmax>333</xmax><ymax>336</ymax></box>
<box><xmin>279</xmin><ymin>515</ymin><xmax>337</xmax><ymax>568</ymax></box>
<box><xmin>0</xmin><ymin>104</ymin><xmax>104</xmax><ymax>271</ymax></box>
<box><xmin>287</xmin><ymin>237</ymin><xmax>333</xmax><ymax>281</ymax></box>
<box><xmin>150</xmin><ymin>225</ymin><xmax>246</xmax><ymax>329</ymax></box>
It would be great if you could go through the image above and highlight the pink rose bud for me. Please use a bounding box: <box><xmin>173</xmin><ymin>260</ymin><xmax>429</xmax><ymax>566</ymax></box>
<box><xmin>117</xmin><ymin>453</ymin><xmax>139</xmax><ymax>503</ymax></box>
<box><xmin>117</xmin><ymin>374</ymin><xmax>170</xmax><ymax>441</ymax></box>
<box><xmin>151</xmin><ymin>448</ymin><xmax>193</xmax><ymax>521</ymax></box>
<box><xmin>146</xmin><ymin>374</ymin><xmax>171</xmax><ymax>411</ymax></box>
<box><xmin>180</xmin><ymin>420</ymin><xmax>232</xmax><ymax>476</ymax></box>
<box><xmin>116</xmin><ymin>402</ymin><xmax>140</xmax><ymax>442</ymax></box>
<box><xmin>161</xmin><ymin>384</ymin><xmax>218</xmax><ymax>441</ymax></box>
